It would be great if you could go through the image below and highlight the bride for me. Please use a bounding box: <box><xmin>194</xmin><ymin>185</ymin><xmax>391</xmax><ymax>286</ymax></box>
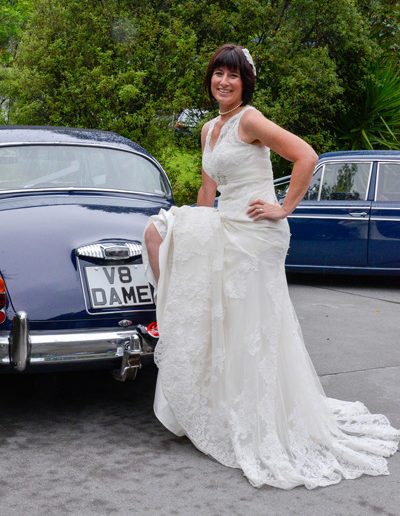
<box><xmin>143</xmin><ymin>44</ymin><xmax>399</xmax><ymax>489</ymax></box>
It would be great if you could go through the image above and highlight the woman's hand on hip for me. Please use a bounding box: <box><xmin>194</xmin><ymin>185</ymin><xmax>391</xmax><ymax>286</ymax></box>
<box><xmin>247</xmin><ymin>199</ymin><xmax>288</xmax><ymax>221</ymax></box>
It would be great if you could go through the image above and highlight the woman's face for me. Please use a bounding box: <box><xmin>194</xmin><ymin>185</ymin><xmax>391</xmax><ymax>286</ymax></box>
<box><xmin>211</xmin><ymin>66</ymin><xmax>243</xmax><ymax>107</ymax></box>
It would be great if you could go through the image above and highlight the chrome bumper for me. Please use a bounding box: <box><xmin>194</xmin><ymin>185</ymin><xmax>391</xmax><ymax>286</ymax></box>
<box><xmin>0</xmin><ymin>311</ymin><xmax>156</xmax><ymax>380</ymax></box>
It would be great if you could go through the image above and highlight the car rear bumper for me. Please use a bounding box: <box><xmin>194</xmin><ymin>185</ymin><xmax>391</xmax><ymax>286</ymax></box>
<box><xmin>0</xmin><ymin>311</ymin><xmax>156</xmax><ymax>379</ymax></box>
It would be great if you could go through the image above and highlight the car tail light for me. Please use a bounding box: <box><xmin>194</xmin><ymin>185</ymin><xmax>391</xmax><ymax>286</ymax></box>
<box><xmin>0</xmin><ymin>277</ymin><xmax>6</xmax><ymax>324</ymax></box>
<box><xmin>146</xmin><ymin>321</ymin><xmax>159</xmax><ymax>338</ymax></box>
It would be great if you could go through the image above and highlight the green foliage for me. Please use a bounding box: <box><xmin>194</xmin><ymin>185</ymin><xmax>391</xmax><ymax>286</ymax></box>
<box><xmin>357</xmin><ymin>0</ymin><xmax>400</xmax><ymax>55</ymax></box>
<box><xmin>339</xmin><ymin>59</ymin><xmax>400</xmax><ymax>149</ymax></box>
<box><xmin>0</xmin><ymin>0</ymin><xmax>33</xmax><ymax>122</ymax></box>
<box><xmin>0</xmin><ymin>0</ymin><xmax>32</xmax><ymax>64</ymax></box>
<box><xmin>159</xmin><ymin>146</ymin><xmax>202</xmax><ymax>206</ymax></box>
<box><xmin>0</xmin><ymin>0</ymin><xmax>398</xmax><ymax>201</ymax></box>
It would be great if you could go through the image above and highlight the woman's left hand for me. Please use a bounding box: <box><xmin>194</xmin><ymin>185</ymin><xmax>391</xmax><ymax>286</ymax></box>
<box><xmin>247</xmin><ymin>199</ymin><xmax>288</xmax><ymax>221</ymax></box>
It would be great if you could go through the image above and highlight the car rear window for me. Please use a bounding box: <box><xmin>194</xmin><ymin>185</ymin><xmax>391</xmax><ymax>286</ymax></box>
<box><xmin>0</xmin><ymin>144</ymin><xmax>168</xmax><ymax>196</ymax></box>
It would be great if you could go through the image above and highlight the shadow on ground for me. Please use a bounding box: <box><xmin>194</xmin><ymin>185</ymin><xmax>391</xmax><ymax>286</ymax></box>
<box><xmin>287</xmin><ymin>272</ymin><xmax>400</xmax><ymax>290</ymax></box>
<box><xmin>0</xmin><ymin>364</ymin><xmax>158</xmax><ymax>415</ymax></box>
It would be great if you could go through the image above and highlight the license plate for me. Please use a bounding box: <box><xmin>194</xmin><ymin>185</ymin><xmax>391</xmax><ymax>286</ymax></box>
<box><xmin>85</xmin><ymin>264</ymin><xmax>154</xmax><ymax>309</ymax></box>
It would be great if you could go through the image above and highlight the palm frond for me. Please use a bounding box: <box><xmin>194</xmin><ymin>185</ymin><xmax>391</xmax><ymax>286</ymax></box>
<box><xmin>339</xmin><ymin>58</ymin><xmax>400</xmax><ymax>150</ymax></box>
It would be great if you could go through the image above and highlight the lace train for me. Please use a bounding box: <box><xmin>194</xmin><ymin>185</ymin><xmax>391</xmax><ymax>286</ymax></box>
<box><xmin>143</xmin><ymin>206</ymin><xmax>399</xmax><ymax>490</ymax></box>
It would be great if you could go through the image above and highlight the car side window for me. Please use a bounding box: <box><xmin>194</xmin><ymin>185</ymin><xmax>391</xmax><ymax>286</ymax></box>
<box><xmin>376</xmin><ymin>162</ymin><xmax>400</xmax><ymax>201</ymax></box>
<box><xmin>304</xmin><ymin>166</ymin><xmax>322</xmax><ymax>200</ymax></box>
<box><xmin>320</xmin><ymin>162</ymin><xmax>371</xmax><ymax>201</ymax></box>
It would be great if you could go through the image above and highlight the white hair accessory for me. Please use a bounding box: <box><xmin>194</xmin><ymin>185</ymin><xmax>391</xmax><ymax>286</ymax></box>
<box><xmin>242</xmin><ymin>48</ymin><xmax>256</xmax><ymax>76</ymax></box>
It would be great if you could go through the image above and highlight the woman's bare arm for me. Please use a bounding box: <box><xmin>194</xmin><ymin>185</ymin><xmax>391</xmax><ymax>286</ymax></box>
<box><xmin>197</xmin><ymin>121</ymin><xmax>217</xmax><ymax>207</ymax></box>
<box><xmin>241</xmin><ymin>110</ymin><xmax>318</xmax><ymax>220</ymax></box>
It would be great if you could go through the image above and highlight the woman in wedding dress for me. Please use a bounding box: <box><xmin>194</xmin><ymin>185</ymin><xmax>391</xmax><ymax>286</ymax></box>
<box><xmin>143</xmin><ymin>44</ymin><xmax>399</xmax><ymax>489</ymax></box>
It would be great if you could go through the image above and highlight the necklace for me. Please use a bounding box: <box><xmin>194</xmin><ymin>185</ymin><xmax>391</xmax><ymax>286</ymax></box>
<box><xmin>219</xmin><ymin>102</ymin><xmax>243</xmax><ymax>116</ymax></box>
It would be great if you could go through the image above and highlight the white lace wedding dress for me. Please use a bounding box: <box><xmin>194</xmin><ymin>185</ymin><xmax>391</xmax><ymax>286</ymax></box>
<box><xmin>143</xmin><ymin>106</ymin><xmax>399</xmax><ymax>489</ymax></box>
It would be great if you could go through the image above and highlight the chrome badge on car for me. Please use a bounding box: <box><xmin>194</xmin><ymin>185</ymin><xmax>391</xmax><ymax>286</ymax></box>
<box><xmin>76</xmin><ymin>242</ymin><xmax>142</xmax><ymax>260</ymax></box>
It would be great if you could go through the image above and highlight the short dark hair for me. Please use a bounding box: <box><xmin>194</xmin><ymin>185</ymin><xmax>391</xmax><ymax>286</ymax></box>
<box><xmin>204</xmin><ymin>44</ymin><xmax>256</xmax><ymax>105</ymax></box>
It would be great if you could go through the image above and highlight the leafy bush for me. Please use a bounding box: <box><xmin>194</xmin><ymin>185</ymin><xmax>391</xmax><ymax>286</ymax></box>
<box><xmin>158</xmin><ymin>146</ymin><xmax>202</xmax><ymax>206</ymax></box>
<box><xmin>1</xmin><ymin>0</ymin><xmax>398</xmax><ymax>174</ymax></box>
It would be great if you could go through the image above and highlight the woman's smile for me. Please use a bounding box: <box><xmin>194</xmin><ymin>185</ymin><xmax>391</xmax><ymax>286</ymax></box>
<box><xmin>211</xmin><ymin>66</ymin><xmax>243</xmax><ymax>111</ymax></box>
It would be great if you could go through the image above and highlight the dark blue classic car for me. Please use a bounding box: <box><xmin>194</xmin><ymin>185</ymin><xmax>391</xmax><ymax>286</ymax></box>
<box><xmin>0</xmin><ymin>127</ymin><xmax>173</xmax><ymax>379</ymax></box>
<box><xmin>275</xmin><ymin>150</ymin><xmax>400</xmax><ymax>275</ymax></box>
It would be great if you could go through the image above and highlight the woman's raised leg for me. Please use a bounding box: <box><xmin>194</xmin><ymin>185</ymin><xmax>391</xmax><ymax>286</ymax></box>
<box><xmin>144</xmin><ymin>223</ymin><xmax>163</xmax><ymax>282</ymax></box>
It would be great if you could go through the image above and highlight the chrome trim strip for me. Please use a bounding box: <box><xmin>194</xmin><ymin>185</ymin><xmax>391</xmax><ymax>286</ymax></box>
<box><xmin>317</xmin><ymin>164</ymin><xmax>324</xmax><ymax>201</ymax></box>
<box><xmin>371</xmin><ymin>206</ymin><xmax>400</xmax><ymax>210</ymax></box>
<box><xmin>0</xmin><ymin>187</ymin><xmax>166</xmax><ymax>198</ymax></box>
<box><xmin>273</xmin><ymin>175</ymin><xmax>291</xmax><ymax>185</ymax></box>
<box><xmin>289</xmin><ymin>215</ymin><xmax>370</xmax><ymax>220</ymax></box>
<box><xmin>318</xmin><ymin>157</ymin><xmax>400</xmax><ymax>165</ymax></box>
<box><xmin>0</xmin><ymin>141</ymin><xmax>135</xmax><ymax>148</ymax></box>
<box><xmin>370</xmin><ymin>218</ymin><xmax>400</xmax><ymax>222</ymax></box>
<box><xmin>286</xmin><ymin>264</ymin><xmax>400</xmax><ymax>271</ymax></box>
<box><xmin>0</xmin><ymin>328</ymin><xmax>153</xmax><ymax>365</ymax></box>
<box><xmin>366</xmin><ymin>163</ymin><xmax>373</xmax><ymax>199</ymax></box>
<box><xmin>297</xmin><ymin>205</ymin><xmax>371</xmax><ymax>210</ymax></box>
<box><xmin>0</xmin><ymin>141</ymin><xmax>156</xmax><ymax>164</ymax></box>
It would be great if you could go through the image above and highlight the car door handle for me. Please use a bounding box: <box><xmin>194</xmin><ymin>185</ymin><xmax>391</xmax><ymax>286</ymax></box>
<box><xmin>349</xmin><ymin>211</ymin><xmax>368</xmax><ymax>217</ymax></box>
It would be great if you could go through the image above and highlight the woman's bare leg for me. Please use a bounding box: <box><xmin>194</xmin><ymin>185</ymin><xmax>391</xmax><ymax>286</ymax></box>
<box><xmin>144</xmin><ymin>223</ymin><xmax>162</xmax><ymax>282</ymax></box>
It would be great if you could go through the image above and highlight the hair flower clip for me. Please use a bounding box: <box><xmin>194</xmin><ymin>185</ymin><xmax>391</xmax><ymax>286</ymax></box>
<box><xmin>242</xmin><ymin>48</ymin><xmax>256</xmax><ymax>76</ymax></box>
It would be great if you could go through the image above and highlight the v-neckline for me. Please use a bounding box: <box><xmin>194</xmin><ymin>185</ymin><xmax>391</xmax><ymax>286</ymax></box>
<box><xmin>208</xmin><ymin>108</ymin><xmax>247</xmax><ymax>152</ymax></box>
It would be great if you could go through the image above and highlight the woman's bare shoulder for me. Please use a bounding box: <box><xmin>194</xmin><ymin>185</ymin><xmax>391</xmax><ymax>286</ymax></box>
<box><xmin>239</xmin><ymin>107</ymin><xmax>273</xmax><ymax>143</ymax></box>
<box><xmin>201</xmin><ymin>120</ymin><xmax>212</xmax><ymax>149</ymax></box>
<box><xmin>241</xmin><ymin>107</ymin><xmax>283</xmax><ymax>139</ymax></box>
<box><xmin>241</xmin><ymin>106</ymin><xmax>268</xmax><ymax>125</ymax></box>
<box><xmin>201</xmin><ymin>119</ymin><xmax>212</xmax><ymax>134</ymax></box>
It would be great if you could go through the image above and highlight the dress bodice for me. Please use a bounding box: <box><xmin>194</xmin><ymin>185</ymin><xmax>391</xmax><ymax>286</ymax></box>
<box><xmin>202</xmin><ymin>106</ymin><xmax>277</xmax><ymax>221</ymax></box>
